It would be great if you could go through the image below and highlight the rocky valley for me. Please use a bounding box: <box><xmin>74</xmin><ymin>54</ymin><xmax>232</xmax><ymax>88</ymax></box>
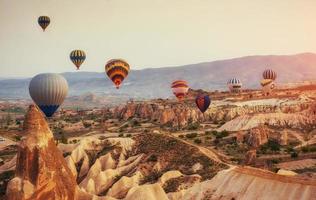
<box><xmin>1</xmin><ymin>87</ymin><xmax>316</xmax><ymax>199</ymax></box>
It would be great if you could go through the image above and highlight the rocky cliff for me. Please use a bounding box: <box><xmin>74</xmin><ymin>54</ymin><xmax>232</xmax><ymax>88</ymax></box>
<box><xmin>112</xmin><ymin>95</ymin><xmax>316</xmax><ymax>130</ymax></box>
<box><xmin>6</xmin><ymin>105</ymin><xmax>78</xmax><ymax>200</ymax></box>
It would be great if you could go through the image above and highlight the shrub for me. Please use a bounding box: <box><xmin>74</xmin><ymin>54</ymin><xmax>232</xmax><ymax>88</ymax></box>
<box><xmin>147</xmin><ymin>154</ymin><xmax>158</xmax><ymax>162</ymax></box>
<box><xmin>194</xmin><ymin>138</ymin><xmax>202</xmax><ymax>144</ymax></box>
<box><xmin>14</xmin><ymin>135</ymin><xmax>22</xmax><ymax>141</ymax></box>
<box><xmin>118</xmin><ymin>133</ymin><xmax>124</xmax><ymax>137</ymax></box>
<box><xmin>187</xmin><ymin>122</ymin><xmax>200</xmax><ymax>130</ymax></box>
<box><xmin>61</xmin><ymin>133</ymin><xmax>68</xmax><ymax>144</ymax></box>
<box><xmin>126</xmin><ymin>133</ymin><xmax>132</xmax><ymax>137</ymax></box>
<box><xmin>185</xmin><ymin>133</ymin><xmax>198</xmax><ymax>139</ymax></box>
<box><xmin>178</xmin><ymin>135</ymin><xmax>184</xmax><ymax>138</ymax></box>
<box><xmin>291</xmin><ymin>151</ymin><xmax>298</xmax><ymax>158</ymax></box>
<box><xmin>132</xmin><ymin>120</ymin><xmax>140</xmax><ymax>127</ymax></box>
<box><xmin>205</xmin><ymin>131</ymin><xmax>212</xmax><ymax>135</ymax></box>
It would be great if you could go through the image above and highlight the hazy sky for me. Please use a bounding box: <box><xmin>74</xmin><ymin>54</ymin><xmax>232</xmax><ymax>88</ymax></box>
<box><xmin>1</xmin><ymin>0</ymin><xmax>316</xmax><ymax>77</ymax></box>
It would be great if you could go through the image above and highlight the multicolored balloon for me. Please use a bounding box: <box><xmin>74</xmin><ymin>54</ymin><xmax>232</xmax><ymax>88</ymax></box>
<box><xmin>171</xmin><ymin>80</ymin><xmax>189</xmax><ymax>101</ymax></box>
<box><xmin>70</xmin><ymin>50</ymin><xmax>86</xmax><ymax>70</ymax></box>
<box><xmin>38</xmin><ymin>16</ymin><xmax>50</xmax><ymax>31</ymax></box>
<box><xmin>195</xmin><ymin>94</ymin><xmax>211</xmax><ymax>113</ymax></box>
<box><xmin>227</xmin><ymin>78</ymin><xmax>242</xmax><ymax>92</ymax></box>
<box><xmin>263</xmin><ymin>69</ymin><xmax>277</xmax><ymax>80</ymax></box>
<box><xmin>29</xmin><ymin>73</ymin><xmax>68</xmax><ymax>117</ymax></box>
<box><xmin>105</xmin><ymin>59</ymin><xmax>130</xmax><ymax>89</ymax></box>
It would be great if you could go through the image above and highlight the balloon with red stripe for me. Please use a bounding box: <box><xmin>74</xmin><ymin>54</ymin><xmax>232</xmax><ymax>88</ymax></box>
<box><xmin>171</xmin><ymin>80</ymin><xmax>189</xmax><ymax>101</ymax></box>
<box><xmin>195</xmin><ymin>94</ymin><xmax>211</xmax><ymax>113</ymax></box>
<box><xmin>105</xmin><ymin>59</ymin><xmax>130</xmax><ymax>89</ymax></box>
<box><xmin>263</xmin><ymin>69</ymin><xmax>277</xmax><ymax>80</ymax></box>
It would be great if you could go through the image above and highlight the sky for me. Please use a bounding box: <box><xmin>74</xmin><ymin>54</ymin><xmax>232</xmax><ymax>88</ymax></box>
<box><xmin>1</xmin><ymin>0</ymin><xmax>316</xmax><ymax>77</ymax></box>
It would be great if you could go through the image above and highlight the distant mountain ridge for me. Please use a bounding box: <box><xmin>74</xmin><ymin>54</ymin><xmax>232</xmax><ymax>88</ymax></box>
<box><xmin>1</xmin><ymin>52</ymin><xmax>316</xmax><ymax>99</ymax></box>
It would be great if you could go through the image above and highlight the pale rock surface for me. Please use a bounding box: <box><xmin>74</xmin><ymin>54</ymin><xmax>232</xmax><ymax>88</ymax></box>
<box><xmin>277</xmin><ymin>169</ymin><xmax>298</xmax><ymax>176</ymax></box>
<box><xmin>158</xmin><ymin>170</ymin><xmax>183</xmax><ymax>186</ymax></box>
<box><xmin>181</xmin><ymin>166</ymin><xmax>316</xmax><ymax>200</ymax></box>
<box><xmin>125</xmin><ymin>183</ymin><xmax>169</xmax><ymax>200</ymax></box>
<box><xmin>107</xmin><ymin>171</ymin><xmax>143</xmax><ymax>199</ymax></box>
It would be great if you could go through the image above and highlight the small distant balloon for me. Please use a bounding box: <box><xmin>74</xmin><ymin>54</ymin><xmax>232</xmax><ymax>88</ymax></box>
<box><xmin>70</xmin><ymin>50</ymin><xmax>86</xmax><ymax>70</ymax></box>
<box><xmin>195</xmin><ymin>94</ymin><xmax>211</xmax><ymax>113</ymax></box>
<box><xmin>29</xmin><ymin>73</ymin><xmax>68</xmax><ymax>117</ymax></box>
<box><xmin>105</xmin><ymin>59</ymin><xmax>130</xmax><ymax>89</ymax></box>
<box><xmin>263</xmin><ymin>69</ymin><xmax>277</xmax><ymax>80</ymax></box>
<box><xmin>227</xmin><ymin>78</ymin><xmax>242</xmax><ymax>92</ymax></box>
<box><xmin>38</xmin><ymin>16</ymin><xmax>50</xmax><ymax>31</ymax></box>
<box><xmin>171</xmin><ymin>80</ymin><xmax>189</xmax><ymax>101</ymax></box>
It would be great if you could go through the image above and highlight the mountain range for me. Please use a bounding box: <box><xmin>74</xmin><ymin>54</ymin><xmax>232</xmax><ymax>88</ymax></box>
<box><xmin>1</xmin><ymin>52</ymin><xmax>316</xmax><ymax>100</ymax></box>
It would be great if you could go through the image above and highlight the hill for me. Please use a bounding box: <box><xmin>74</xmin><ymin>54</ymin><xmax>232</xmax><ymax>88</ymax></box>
<box><xmin>1</xmin><ymin>52</ymin><xmax>316</xmax><ymax>99</ymax></box>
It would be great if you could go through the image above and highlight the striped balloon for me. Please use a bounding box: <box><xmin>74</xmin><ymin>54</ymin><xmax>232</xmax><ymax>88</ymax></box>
<box><xmin>38</xmin><ymin>16</ymin><xmax>50</xmax><ymax>31</ymax></box>
<box><xmin>105</xmin><ymin>59</ymin><xmax>130</xmax><ymax>89</ymax></box>
<box><xmin>29</xmin><ymin>73</ymin><xmax>68</xmax><ymax>117</ymax></box>
<box><xmin>195</xmin><ymin>94</ymin><xmax>211</xmax><ymax>113</ymax></box>
<box><xmin>227</xmin><ymin>78</ymin><xmax>242</xmax><ymax>92</ymax></box>
<box><xmin>171</xmin><ymin>80</ymin><xmax>189</xmax><ymax>101</ymax></box>
<box><xmin>70</xmin><ymin>50</ymin><xmax>86</xmax><ymax>70</ymax></box>
<box><xmin>263</xmin><ymin>69</ymin><xmax>277</xmax><ymax>80</ymax></box>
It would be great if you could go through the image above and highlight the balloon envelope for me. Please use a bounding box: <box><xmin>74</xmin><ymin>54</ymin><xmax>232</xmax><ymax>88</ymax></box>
<box><xmin>171</xmin><ymin>80</ymin><xmax>189</xmax><ymax>101</ymax></box>
<box><xmin>38</xmin><ymin>16</ymin><xmax>50</xmax><ymax>31</ymax></box>
<box><xmin>263</xmin><ymin>69</ymin><xmax>277</xmax><ymax>80</ymax></box>
<box><xmin>227</xmin><ymin>78</ymin><xmax>242</xmax><ymax>92</ymax></box>
<box><xmin>105</xmin><ymin>59</ymin><xmax>130</xmax><ymax>89</ymax></box>
<box><xmin>29</xmin><ymin>73</ymin><xmax>68</xmax><ymax>117</ymax></box>
<box><xmin>195</xmin><ymin>95</ymin><xmax>211</xmax><ymax>113</ymax></box>
<box><xmin>70</xmin><ymin>50</ymin><xmax>86</xmax><ymax>70</ymax></box>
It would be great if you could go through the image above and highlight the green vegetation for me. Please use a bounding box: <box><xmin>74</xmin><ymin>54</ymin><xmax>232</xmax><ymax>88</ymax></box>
<box><xmin>194</xmin><ymin>138</ymin><xmax>202</xmax><ymax>144</ymax></box>
<box><xmin>185</xmin><ymin>133</ymin><xmax>198</xmax><ymax>139</ymax></box>
<box><xmin>291</xmin><ymin>151</ymin><xmax>299</xmax><ymax>158</ymax></box>
<box><xmin>0</xmin><ymin>171</ymin><xmax>15</xmax><ymax>196</ymax></box>
<box><xmin>147</xmin><ymin>154</ymin><xmax>158</xmax><ymax>162</ymax></box>
<box><xmin>211</xmin><ymin>130</ymin><xmax>229</xmax><ymax>139</ymax></box>
<box><xmin>131</xmin><ymin>120</ymin><xmax>140</xmax><ymax>127</ymax></box>
<box><xmin>187</xmin><ymin>122</ymin><xmax>200</xmax><ymax>130</ymax></box>
<box><xmin>14</xmin><ymin>135</ymin><xmax>22</xmax><ymax>141</ymax></box>
<box><xmin>259</xmin><ymin>139</ymin><xmax>280</xmax><ymax>154</ymax></box>
<box><xmin>301</xmin><ymin>145</ymin><xmax>316</xmax><ymax>153</ymax></box>
<box><xmin>60</xmin><ymin>133</ymin><xmax>68</xmax><ymax>144</ymax></box>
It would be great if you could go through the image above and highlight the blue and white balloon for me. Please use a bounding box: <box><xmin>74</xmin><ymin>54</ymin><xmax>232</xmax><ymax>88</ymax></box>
<box><xmin>29</xmin><ymin>73</ymin><xmax>68</xmax><ymax>117</ymax></box>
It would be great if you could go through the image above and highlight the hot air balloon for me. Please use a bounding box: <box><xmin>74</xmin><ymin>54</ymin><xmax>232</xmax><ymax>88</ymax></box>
<box><xmin>263</xmin><ymin>69</ymin><xmax>277</xmax><ymax>80</ymax></box>
<box><xmin>70</xmin><ymin>50</ymin><xmax>86</xmax><ymax>70</ymax></box>
<box><xmin>227</xmin><ymin>78</ymin><xmax>242</xmax><ymax>92</ymax></box>
<box><xmin>171</xmin><ymin>80</ymin><xmax>189</xmax><ymax>101</ymax></box>
<box><xmin>261</xmin><ymin>69</ymin><xmax>277</xmax><ymax>96</ymax></box>
<box><xmin>105</xmin><ymin>59</ymin><xmax>130</xmax><ymax>89</ymax></box>
<box><xmin>38</xmin><ymin>16</ymin><xmax>50</xmax><ymax>31</ymax></box>
<box><xmin>29</xmin><ymin>73</ymin><xmax>68</xmax><ymax>117</ymax></box>
<box><xmin>195</xmin><ymin>94</ymin><xmax>211</xmax><ymax>113</ymax></box>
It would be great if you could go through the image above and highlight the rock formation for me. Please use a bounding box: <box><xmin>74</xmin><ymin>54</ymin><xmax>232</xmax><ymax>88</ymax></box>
<box><xmin>6</xmin><ymin>105</ymin><xmax>78</xmax><ymax>200</ymax></box>
<box><xmin>246</xmin><ymin>126</ymin><xmax>269</xmax><ymax>148</ymax></box>
<box><xmin>174</xmin><ymin>166</ymin><xmax>316</xmax><ymax>200</ymax></box>
<box><xmin>112</xmin><ymin>96</ymin><xmax>316</xmax><ymax>130</ymax></box>
<box><xmin>244</xmin><ymin>149</ymin><xmax>257</xmax><ymax>165</ymax></box>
